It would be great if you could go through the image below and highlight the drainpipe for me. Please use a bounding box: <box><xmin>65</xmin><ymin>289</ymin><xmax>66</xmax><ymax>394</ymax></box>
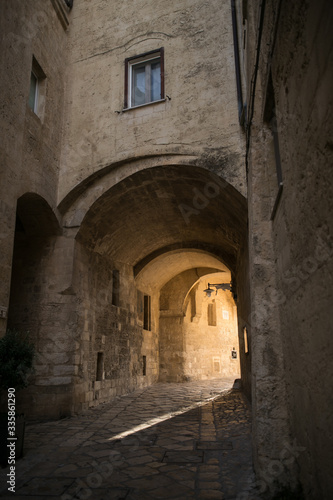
<box><xmin>231</xmin><ymin>0</ymin><xmax>244</xmax><ymax>125</ymax></box>
<box><xmin>245</xmin><ymin>0</ymin><xmax>267</xmax><ymax>177</ymax></box>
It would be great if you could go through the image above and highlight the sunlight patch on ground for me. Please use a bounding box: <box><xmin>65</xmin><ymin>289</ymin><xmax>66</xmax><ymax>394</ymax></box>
<box><xmin>106</xmin><ymin>389</ymin><xmax>230</xmax><ymax>442</ymax></box>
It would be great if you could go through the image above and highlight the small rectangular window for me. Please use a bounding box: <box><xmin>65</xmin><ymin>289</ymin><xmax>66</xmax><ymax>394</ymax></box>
<box><xmin>143</xmin><ymin>294</ymin><xmax>151</xmax><ymax>331</ymax></box>
<box><xmin>125</xmin><ymin>48</ymin><xmax>164</xmax><ymax>109</ymax></box>
<box><xmin>137</xmin><ymin>290</ymin><xmax>144</xmax><ymax>322</ymax></box>
<box><xmin>213</xmin><ymin>357</ymin><xmax>220</xmax><ymax>373</ymax></box>
<box><xmin>207</xmin><ymin>302</ymin><xmax>217</xmax><ymax>326</ymax></box>
<box><xmin>112</xmin><ymin>269</ymin><xmax>120</xmax><ymax>306</ymax></box>
<box><xmin>29</xmin><ymin>72</ymin><xmax>38</xmax><ymax>112</ymax></box>
<box><xmin>143</xmin><ymin>355</ymin><xmax>147</xmax><ymax>376</ymax></box>
<box><xmin>28</xmin><ymin>57</ymin><xmax>46</xmax><ymax>117</ymax></box>
<box><xmin>96</xmin><ymin>352</ymin><xmax>104</xmax><ymax>381</ymax></box>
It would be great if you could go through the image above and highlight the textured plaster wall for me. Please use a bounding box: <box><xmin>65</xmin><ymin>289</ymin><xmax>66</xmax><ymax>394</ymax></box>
<box><xmin>269</xmin><ymin>1</ymin><xmax>333</xmax><ymax>497</ymax></box>
<box><xmin>183</xmin><ymin>280</ymin><xmax>240</xmax><ymax>380</ymax></box>
<box><xmin>0</xmin><ymin>0</ymin><xmax>69</xmax><ymax>335</ymax></box>
<box><xmin>246</xmin><ymin>0</ymin><xmax>333</xmax><ymax>496</ymax></box>
<box><xmin>59</xmin><ymin>0</ymin><xmax>246</xmax><ymax>203</ymax></box>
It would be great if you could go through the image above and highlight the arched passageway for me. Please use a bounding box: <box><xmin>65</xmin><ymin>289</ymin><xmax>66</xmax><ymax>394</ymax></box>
<box><xmin>158</xmin><ymin>271</ymin><xmax>240</xmax><ymax>382</ymax></box>
<box><xmin>4</xmin><ymin>166</ymin><xmax>250</xmax><ymax>420</ymax></box>
<box><xmin>68</xmin><ymin>163</ymin><xmax>249</xmax><ymax>412</ymax></box>
<box><xmin>76</xmin><ymin>165</ymin><xmax>246</xmax><ymax>267</ymax></box>
<box><xmin>5</xmin><ymin>193</ymin><xmax>77</xmax><ymax>416</ymax></box>
<box><xmin>8</xmin><ymin>192</ymin><xmax>61</xmax><ymax>333</ymax></box>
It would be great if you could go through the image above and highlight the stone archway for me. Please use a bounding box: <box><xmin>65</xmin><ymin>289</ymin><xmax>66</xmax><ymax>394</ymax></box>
<box><xmin>7</xmin><ymin>193</ymin><xmax>61</xmax><ymax>332</ymax></box>
<box><xmin>6</xmin><ymin>194</ymin><xmax>77</xmax><ymax>417</ymax></box>
<box><xmin>67</xmin><ymin>163</ymin><xmax>249</xmax><ymax>410</ymax></box>
<box><xmin>158</xmin><ymin>269</ymin><xmax>240</xmax><ymax>383</ymax></box>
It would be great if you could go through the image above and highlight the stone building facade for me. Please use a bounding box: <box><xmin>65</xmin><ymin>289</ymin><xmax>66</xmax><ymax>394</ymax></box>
<box><xmin>0</xmin><ymin>0</ymin><xmax>332</xmax><ymax>498</ymax></box>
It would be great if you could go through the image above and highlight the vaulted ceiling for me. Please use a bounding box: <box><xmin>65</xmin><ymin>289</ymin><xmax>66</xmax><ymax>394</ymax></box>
<box><xmin>77</xmin><ymin>165</ymin><xmax>247</xmax><ymax>277</ymax></box>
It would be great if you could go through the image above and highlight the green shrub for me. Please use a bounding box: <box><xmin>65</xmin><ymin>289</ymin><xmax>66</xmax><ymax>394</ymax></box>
<box><xmin>0</xmin><ymin>329</ymin><xmax>34</xmax><ymax>390</ymax></box>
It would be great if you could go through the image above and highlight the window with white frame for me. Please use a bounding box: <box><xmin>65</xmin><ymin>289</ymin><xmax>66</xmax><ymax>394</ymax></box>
<box><xmin>29</xmin><ymin>71</ymin><xmax>38</xmax><ymax>112</ymax></box>
<box><xmin>125</xmin><ymin>48</ymin><xmax>164</xmax><ymax>108</ymax></box>
<box><xmin>28</xmin><ymin>57</ymin><xmax>46</xmax><ymax>117</ymax></box>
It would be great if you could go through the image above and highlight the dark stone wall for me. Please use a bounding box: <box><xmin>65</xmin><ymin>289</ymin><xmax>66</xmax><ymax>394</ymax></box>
<box><xmin>245</xmin><ymin>0</ymin><xmax>333</xmax><ymax>496</ymax></box>
<box><xmin>72</xmin><ymin>242</ymin><xmax>158</xmax><ymax>411</ymax></box>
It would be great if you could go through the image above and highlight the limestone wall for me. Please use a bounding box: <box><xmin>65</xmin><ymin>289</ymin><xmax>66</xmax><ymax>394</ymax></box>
<box><xmin>7</xmin><ymin>230</ymin><xmax>78</xmax><ymax>418</ymax></box>
<box><xmin>72</xmin><ymin>243</ymin><xmax>159</xmax><ymax>411</ymax></box>
<box><xmin>58</xmin><ymin>0</ymin><xmax>246</xmax><ymax>203</ymax></box>
<box><xmin>159</xmin><ymin>271</ymin><xmax>240</xmax><ymax>383</ymax></box>
<box><xmin>245</xmin><ymin>0</ymin><xmax>333</xmax><ymax>496</ymax></box>
<box><xmin>0</xmin><ymin>0</ymin><xmax>70</xmax><ymax>335</ymax></box>
<box><xmin>270</xmin><ymin>2</ymin><xmax>333</xmax><ymax>497</ymax></box>
<box><xmin>183</xmin><ymin>281</ymin><xmax>240</xmax><ymax>380</ymax></box>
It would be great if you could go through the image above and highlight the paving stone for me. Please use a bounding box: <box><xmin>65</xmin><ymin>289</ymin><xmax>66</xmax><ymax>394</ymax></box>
<box><xmin>198</xmin><ymin>481</ymin><xmax>223</xmax><ymax>490</ymax></box>
<box><xmin>0</xmin><ymin>380</ymin><xmax>258</xmax><ymax>499</ymax></box>
<box><xmin>198</xmin><ymin>472</ymin><xmax>220</xmax><ymax>481</ymax></box>
<box><xmin>206</xmin><ymin>458</ymin><xmax>219</xmax><ymax>465</ymax></box>
<box><xmin>147</xmin><ymin>483</ymin><xmax>195</xmax><ymax>498</ymax></box>
<box><xmin>198</xmin><ymin>489</ymin><xmax>225</xmax><ymax>499</ymax></box>
<box><xmin>163</xmin><ymin>450</ymin><xmax>204</xmax><ymax>463</ymax></box>
<box><xmin>198</xmin><ymin>465</ymin><xmax>221</xmax><ymax>473</ymax></box>
<box><xmin>85</xmin><ymin>448</ymin><xmax>115</xmax><ymax>458</ymax></box>
<box><xmin>15</xmin><ymin>477</ymin><xmax>75</xmax><ymax>496</ymax></box>
<box><xmin>1</xmin><ymin>497</ymin><xmax>56</xmax><ymax>500</ymax></box>
<box><xmin>126</xmin><ymin>474</ymin><xmax>172</xmax><ymax>490</ymax></box>
<box><xmin>125</xmin><ymin>466</ymin><xmax>160</xmax><ymax>478</ymax></box>
<box><xmin>149</xmin><ymin>461</ymin><xmax>168</xmax><ymax>468</ymax></box>
<box><xmin>126</xmin><ymin>455</ymin><xmax>155</xmax><ymax>465</ymax></box>
<box><xmin>197</xmin><ymin>441</ymin><xmax>233</xmax><ymax>450</ymax></box>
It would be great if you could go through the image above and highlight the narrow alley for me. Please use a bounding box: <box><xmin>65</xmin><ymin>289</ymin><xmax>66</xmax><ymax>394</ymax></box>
<box><xmin>0</xmin><ymin>380</ymin><xmax>257</xmax><ymax>499</ymax></box>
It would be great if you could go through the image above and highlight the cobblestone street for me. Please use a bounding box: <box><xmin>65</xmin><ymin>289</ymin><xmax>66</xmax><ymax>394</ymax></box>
<box><xmin>0</xmin><ymin>379</ymin><xmax>258</xmax><ymax>499</ymax></box>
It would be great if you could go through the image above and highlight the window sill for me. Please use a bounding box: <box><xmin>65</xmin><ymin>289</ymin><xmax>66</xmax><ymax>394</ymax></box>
<box><xmin>26</xmin><ymin>105</ymin><xmax>44</xmax><ymax>132</ymax></box>
<box><xmin>121</xmin><ymin>99</ymin><xmax>166</xmax><ymax>113</ymax></box>
<box><xmin>27</xmin><ymin>105</ymin><xmax>41</xmax><ymax>120</ymax></box>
